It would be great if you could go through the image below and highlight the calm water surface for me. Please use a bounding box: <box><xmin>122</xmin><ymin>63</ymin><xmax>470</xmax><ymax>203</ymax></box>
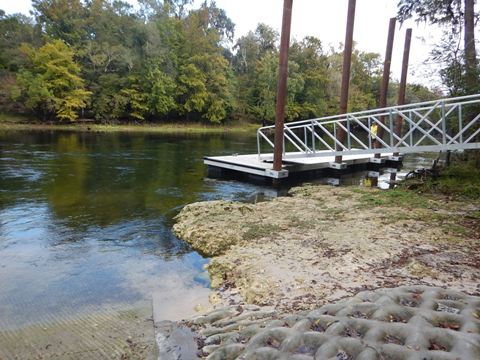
<box><xmin>0</xmin><ymin>130</ymin><xmax>272</xmax><ymax>328</ymax></box>
<box><xmin>0</xmin><ymin>130</ymin><xmax>435</xmax><ymax>330</ymax></box>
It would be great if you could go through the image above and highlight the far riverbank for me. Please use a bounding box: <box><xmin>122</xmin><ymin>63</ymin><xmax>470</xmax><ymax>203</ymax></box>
<box><xmin>0</xmin><ymin>117</ymin><xmax>258</xmax><ymax>135</ymax></box>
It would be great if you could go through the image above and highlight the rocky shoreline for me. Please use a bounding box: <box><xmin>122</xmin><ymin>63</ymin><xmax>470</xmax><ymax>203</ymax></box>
<box><xmin>173</xmin><ymin>184</ymin><xmax>479</xmax><ymax>313</ymax></box>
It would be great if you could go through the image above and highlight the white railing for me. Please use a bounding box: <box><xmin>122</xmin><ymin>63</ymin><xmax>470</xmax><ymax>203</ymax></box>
<box><xmin>257</xmin><ymin>94</ymin><xmax>480</xmax><ymax>160</ymax></box>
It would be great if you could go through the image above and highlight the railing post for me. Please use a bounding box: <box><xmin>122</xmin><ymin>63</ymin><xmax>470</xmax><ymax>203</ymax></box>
<box><xmin>311</xmin><ymin>120</ymin><xmax>315</xmax><ymax>152</ymax></box>
<box><xmin>257</xmin><ymin>130</ymin><xmax>261</xmax><ymax>159</ymax></box>
<box><xmin>441</xmin><ymin>100</ymin><xmax>447</xmax><ymax>145</ymax></box>
<box><xmin>368</xmin><ymin>117</ymin><xmax>372</xmax><ymax>149</ymax></box>
<box><xmin>304</xmin><ymin>126</ymin><xmax>307</xmax><ymax>149</ymax></box>
<box><xmin>347</xmin><ymin>116</ymin><xmax>351</xmax><ymax>149</ymax></box>
<box><xmin>459</xmin><ymin>105</ymin><xmax>463</xmax><ymax>143</ymax></box>
<box><xmin>389</xmin><ymin>109</ymin><xmax>394</xmax><ymax>147</ymax></box>
<box><xmin>409</xmin><ymin>111</ymin><xmax>414</xmax><ymax>146</ymax></box>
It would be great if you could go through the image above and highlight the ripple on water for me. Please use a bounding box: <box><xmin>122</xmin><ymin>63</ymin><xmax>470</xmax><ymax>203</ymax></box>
<box><xmin>0</xmin><ymin>131</ymin><xmax>270</xmax><ymax>340</ymax></box>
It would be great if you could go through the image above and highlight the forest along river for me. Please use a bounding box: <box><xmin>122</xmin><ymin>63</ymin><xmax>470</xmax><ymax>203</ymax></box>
<box><xmin>0</xmin><ymin>130</ymin><xmax>435</xmax><ymax>357</ymax></box>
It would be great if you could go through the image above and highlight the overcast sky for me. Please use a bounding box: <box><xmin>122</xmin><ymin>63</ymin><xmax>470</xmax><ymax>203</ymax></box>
<box><xmin>2</xmin><ymin>0</ymin><xmax>475</xmax><ymax>88</ymax></box>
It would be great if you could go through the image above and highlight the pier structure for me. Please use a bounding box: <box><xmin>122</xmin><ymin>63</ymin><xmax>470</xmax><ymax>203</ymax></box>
<box><xmin>205</xmin><ymin>0</ymin><xmax>480</xmax><ymax>181</ymax></box>
<box><xmin>205</xmin><ymin>94</ymin><xmax>480</xmax><ymax>179</ymax></box>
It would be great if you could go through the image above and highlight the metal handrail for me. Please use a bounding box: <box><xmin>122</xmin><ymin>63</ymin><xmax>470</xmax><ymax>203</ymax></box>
<box><xmin>257</xmin><ymin>94</ymin><xmax>480</xmax><ymax>131</ymax></box>
<box><xmin>257</xmin><ymin>94</ymin><xmax>480</xmax><ymax>160</ymax></box>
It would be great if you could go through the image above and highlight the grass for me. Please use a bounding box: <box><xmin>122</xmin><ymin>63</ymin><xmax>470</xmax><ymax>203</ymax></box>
<box><xmin>322</xmin><ymin>207</ymin><xmax>345</xmax><ymax>219</ymax></box>
<box><xmin>0</xmin><ymin>115</ymin><xmax>258</xmax><ymax>134</ymax></box>
<box><xmin>335</xmin><ymin>192</ymin><xmax>354</xmax><ymax>200</ymax></box>
<box><xmin>356</xmin><ymin>188</ymin><xmax>431</xmax><ymax>209</ymax></box>
<box><xmin>430</xmin><ymin>162</ymin><xmax>480</xmax><ymax>199</ymax></box>
<box><xmin>286</xmin><ymin>216</ymin><xmax>318</xmax><ymax>229</ymax></box>
<box><xmin>441</xmin><ymin>223</ymin><xmax>469</xmax><ymax>236</ymax></box>
<box><xmin>378</xmin><ymin>212</ymin><xmax>418</xmax><ymax>224</ymax></box>
<box><xmin>0</xmin><ymin>113</ymin><xmax>30</xmax><ymax>123</ymax></box>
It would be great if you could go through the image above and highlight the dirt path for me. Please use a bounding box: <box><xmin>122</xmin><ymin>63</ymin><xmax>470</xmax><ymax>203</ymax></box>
<box><xmin>173</xmin><ymin>185</ymin><xmax>480</xmax><ymax>313</ymax></box>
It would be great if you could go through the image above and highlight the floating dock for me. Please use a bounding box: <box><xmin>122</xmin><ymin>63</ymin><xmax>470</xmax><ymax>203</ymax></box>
<box><xmin>204</xmin><ymin>150</ymin><xmax>396</xmax><ymax>179</ymax></box>
<box><xmin>206</xmin><ymin>95</ymin><xmax>480</xmax><ymax>181</ymax></box>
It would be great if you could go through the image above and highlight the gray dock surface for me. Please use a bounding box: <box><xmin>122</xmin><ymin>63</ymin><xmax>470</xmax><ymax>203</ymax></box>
<box><xmin>205</xmin><ymin>150</ymin><xmax>395</xmax><ymax>178</ymax></box>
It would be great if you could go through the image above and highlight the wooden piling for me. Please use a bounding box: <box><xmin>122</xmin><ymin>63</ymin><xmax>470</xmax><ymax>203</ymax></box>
<box><xmin>273</xmin><ymin>0</ymin><xmax>294</xmax><ymax>172</ymax></box>
<box><xmin>335</xmin><ymin>0</ymin><xmax>356</xmax><ymax>164</ymax></box>
<box><xmin>394</xmin><ymin>28</ymin><xmax>412</xmax><ymax>155</ymax></box>
<box><xmin>375</xmin><ymin>17</ymin><xmax>396</xmax><ymax>158</ymax></box>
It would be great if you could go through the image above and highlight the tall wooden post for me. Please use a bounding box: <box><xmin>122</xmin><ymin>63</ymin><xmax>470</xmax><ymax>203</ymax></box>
<box><xmin>390</xmin><ymin>28</ymin><xmax>412</xmax><ymax>187</ymax></box>
<box><xmin>374</xmin><ymin>17</ymin><xmax>396</xmax><ymax>158</ymax></box>
<box><xmin>272</xmin><ymin>0</ymin><xmax>293</xmax><ymax>172</ymax></box>
<box><xmin>464</xmin><ymin>0</ymin><xmax>477</xmax><ymax>95</ymax></box>
<box><xmin>394</xmin><ymin>28</ymin><xmax>412</xmax><ymax>154</ymax></box>
<box><xmin>335</xmin><ymin>0</ymin><xmax>356</xmax><ymax>164</ymax></box>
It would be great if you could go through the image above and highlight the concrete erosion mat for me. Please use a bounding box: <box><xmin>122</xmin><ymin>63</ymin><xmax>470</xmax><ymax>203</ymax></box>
<box><xmin>165</xmin><ymin>286</ymin><xmax>479</xmax><ymax>359</ymax></box>
<box><xmin>173</xmin><ymin>184</ymin><xmax>479</xmax><ymax>312</ymax></box>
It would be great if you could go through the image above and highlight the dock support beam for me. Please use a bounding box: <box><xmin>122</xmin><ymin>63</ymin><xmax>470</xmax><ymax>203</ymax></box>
<box><xmin>335</xmin><ymin>0</ymin><xmax>356</xmax><ymax>165</ymax></box>
<box><xmin>374</xmin><ymin>17</ymin><xmax>396</xmax><ymax>158</ymax></box>
<box><xmin>273</xmin><ymin>0</ymin><xmax>293</xmax><ymax>172</ymax></box>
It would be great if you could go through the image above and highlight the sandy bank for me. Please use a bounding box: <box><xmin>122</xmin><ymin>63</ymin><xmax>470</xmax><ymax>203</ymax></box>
<box><xmin>173</xmin><ymin>185</ymin><xmax>479</xmax><ymax>312</ymax></box>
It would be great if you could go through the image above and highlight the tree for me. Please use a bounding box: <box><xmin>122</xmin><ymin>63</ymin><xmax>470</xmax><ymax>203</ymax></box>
<box><xmin>143</xmin><ymin>61</ymin><xmax>177</xmax><ymax>117</ymax></box>
<box><xmin>31</xmin><ymin>0</ymin><xmax>88</xmax><ymax>45</ymax></box>
<box><xmin>14</xmin><ymin>40</ymin><xmax>91</xmax><ymax>121</ymax></box>
<box><xmin>1</xmin><ymin>1</ymin><xmax>442</xmax><ymax>124</ymax></box>
<box><xmin>397</xmin><ymin>0</ymin><xmax>479</xmax><ymax>95</ymax></box>
<box><xmin>174</xmin><ymin>2</ymin><xmax>236</xmax><ymax>122</ymax></box>
<box><xmin>290</xmin><ymin>37</ymin><xmax>329</xmax><ymax>119</ymax></box>
<box><xmin>0</xmin><ymin>13</ymin><xmax>39</xmax><ymax>71</ymax></box>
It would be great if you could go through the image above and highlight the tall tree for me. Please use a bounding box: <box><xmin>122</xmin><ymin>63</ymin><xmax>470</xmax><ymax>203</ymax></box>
<box><xmin>397</xmin><ymin>0</ymin><xmax>479</xmax><ymax>95</ymax></box>
<box><xmin>32</xmin><ymin>0</ymin><xmax>88</xmax><ymax>45</ymax></box>
<box><xmin>14</xmin><ymin>40</ymin><xmax>91</xmax><ymax>121</ymax></box>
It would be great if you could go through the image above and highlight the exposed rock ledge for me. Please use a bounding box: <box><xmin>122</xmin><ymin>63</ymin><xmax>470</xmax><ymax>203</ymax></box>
<box><xmin>173</xmin><ymin>184</ymin><xmax>480</xmax><ymax>312</ymax></box>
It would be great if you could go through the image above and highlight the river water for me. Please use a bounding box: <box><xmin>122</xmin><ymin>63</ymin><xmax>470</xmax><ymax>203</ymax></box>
<box><xmin>0</xmin><ymin>130</ymin><xmax>277</xmax><ymax>330</ymax></box>
<box><xmin>0</xmin><ymin>129</ymin><xmax>436</xmax><ymax>357</ymax></box>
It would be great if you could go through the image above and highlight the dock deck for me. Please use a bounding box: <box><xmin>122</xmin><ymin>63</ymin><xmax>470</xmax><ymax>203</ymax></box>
<box><xmin>205</xmin><ymin>95</ymin><xmax>480</xmax><ymax>180</ymax></box>
<box><xmin>204</xmin><ymin>150</ymin><xmax>395</xmax><ymax>179</ymax></box>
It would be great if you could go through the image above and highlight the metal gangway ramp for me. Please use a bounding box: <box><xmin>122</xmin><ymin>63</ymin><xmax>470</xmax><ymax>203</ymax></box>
<box><xmin>205</xmin><ymin>94</ymin><xmax>480</xmax><ymax>179</ymax></box>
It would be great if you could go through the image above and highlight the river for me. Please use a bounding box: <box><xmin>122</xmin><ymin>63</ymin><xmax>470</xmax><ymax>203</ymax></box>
<box><xmin>0</xmin><ymin>129</ymin><xmax>436</xmax><ymax>358</ymax></box>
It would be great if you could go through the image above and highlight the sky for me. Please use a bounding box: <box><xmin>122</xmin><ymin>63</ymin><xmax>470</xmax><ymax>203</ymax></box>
<box><xmin>1</xmin><ymin>0</ymin><xmax>472</xmax><ymax>88</ymax></box>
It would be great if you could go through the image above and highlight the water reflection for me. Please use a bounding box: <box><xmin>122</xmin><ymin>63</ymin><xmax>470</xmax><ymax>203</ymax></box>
<box><xmin>0</xmin><ymin>130</ymin><xmax>265</xmax><ymax>328</ymax></box>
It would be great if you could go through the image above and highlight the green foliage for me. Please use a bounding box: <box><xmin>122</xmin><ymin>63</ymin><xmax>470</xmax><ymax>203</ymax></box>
<box><xmin>397</xmin><ymin>0</ymin><xmax>478</xmax><ymax>96</ymax></box>
<box><xmin>13</xmin><ymin>40</ymin><xmax>90</xmax><ymax>121</ymax></box>
<box><xmin>431</xmin><ymin>161</ymin><xmax>480</xmax><ymax>198</ymax></box>
<box><xmin>0</xmin><ymin>0</ymin><xmax>441</xmax><ymax>123</ymax></box>
<box><xmin>397</xmin><ymin>0</ymin><xmax>463</xmax><ymax>26</ymax></box>
<box><xmin>249</xmin><ymin>52</ymin><xmax>278</xmax><ymax>122</ymax></box>
<box><xmin>143</xmin><ymin>62</ymin><xmax>177</xmax><ymax>116</ymax></box>
<box><xmin>120</xmin><ymin>78</ymin><xmax>149</xmax><ymax>121</ymax></box>
<box><xmin>177</xmin><ymin>63</ymin><xmax>208</xmax><ymax>114</ymax></box>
